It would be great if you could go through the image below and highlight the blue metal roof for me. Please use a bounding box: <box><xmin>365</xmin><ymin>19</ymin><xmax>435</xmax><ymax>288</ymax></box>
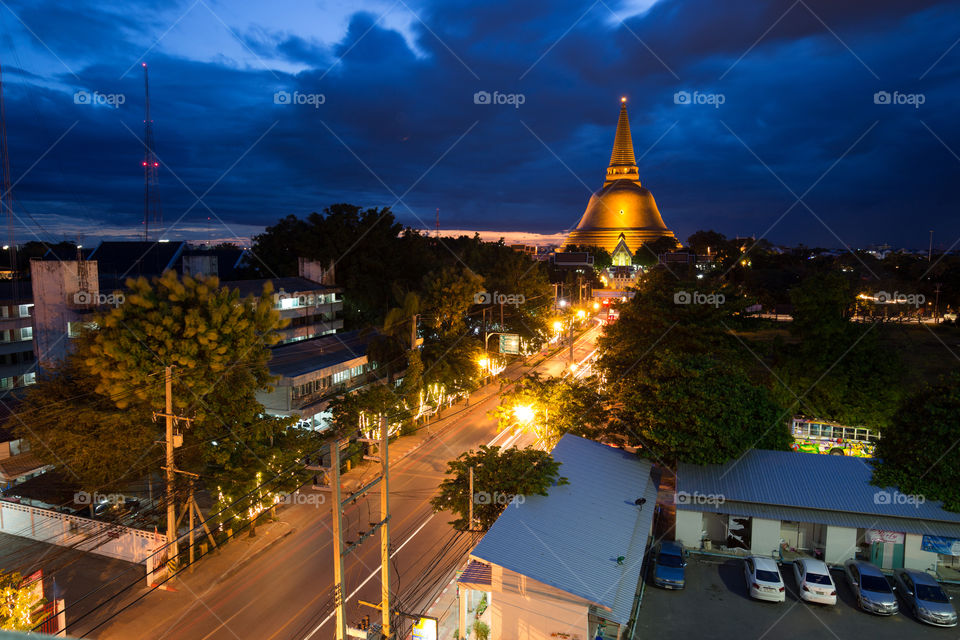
<box><xmin>267</xmin><ymin>330</ymin><xmax>369</xmax><ymax>379</ymax></box>
<box><xmin>677</xmin><ymin>449</ymin><xmax>960</xmax><ymax>525</ymax></box>
<box><xmin>470</xmin><ymin>435</ymin><xmax>657</xmax><ymax>625</ymax></box>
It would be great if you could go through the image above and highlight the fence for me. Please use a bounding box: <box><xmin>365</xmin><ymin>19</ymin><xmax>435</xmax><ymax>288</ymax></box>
<box><xmin>0</xmin><ymin>499</ymin><xmax>165</xmax><ymax>565</ymax></box>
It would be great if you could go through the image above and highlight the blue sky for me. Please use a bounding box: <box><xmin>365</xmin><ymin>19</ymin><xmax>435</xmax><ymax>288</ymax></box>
<box><xmin>0</xmin><ymin>0</ymin><xmax>958</xmax><ymax>249</ymax></box>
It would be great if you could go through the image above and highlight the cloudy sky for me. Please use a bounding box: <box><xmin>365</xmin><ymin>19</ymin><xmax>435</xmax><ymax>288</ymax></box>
<box><xmin>0</xmin><ymin>0</ymin><xmax>957</xmax><ymax>249</ymax></box>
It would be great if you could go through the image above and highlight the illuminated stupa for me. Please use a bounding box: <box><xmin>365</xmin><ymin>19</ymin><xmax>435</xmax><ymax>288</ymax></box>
<box><xmin>563</xmin><ymin>98</ymin><xmax>676</xmax><ymax>255</ymax></box>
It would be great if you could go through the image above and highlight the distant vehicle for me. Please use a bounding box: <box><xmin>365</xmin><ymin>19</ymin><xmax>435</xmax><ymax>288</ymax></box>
<box><xmin>652</xmin><ymin>541</ymin><xmax>686</xmax><ymax>589</ymax></box>
<box><xmin>744</xmin><ymin>556</ymin><xmax>785</xmax><ymax>603</ymax></box>
<box><xmin>844</xmin><ymin>559</ymin><xmax>899</xmax><ymax>615</ymax></box>
<box><xmin>791</xmin><ymin>558</ymin><xmax>837</xmax><ymax>605</ymax></box>
<box><xmin>893</xmin><ymin>568</ymin><xmax>957</xmax><ymax>627</ymax></box>
<box><xmin>790</xmin><ymin>418</ymin><xmax>880</xmax><ymax>458</ymax></box>
<box><xmin>944</xmin><ymin>312</ymin><xmax>958</xmax><ymax>322</ymax></box>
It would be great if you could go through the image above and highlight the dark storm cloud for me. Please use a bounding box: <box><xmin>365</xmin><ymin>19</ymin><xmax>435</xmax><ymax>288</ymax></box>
<box><xmin>0</xmin><ymin>0</ymin><xmax>958</xmax><ymax>247</ymax></box>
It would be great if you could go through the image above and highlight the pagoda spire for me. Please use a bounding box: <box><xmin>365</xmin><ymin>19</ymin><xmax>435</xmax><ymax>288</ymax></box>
<box><xmin>605</xmin><ymin>97</ymin><xmax>640</xmax><ymax>185</ymax></box>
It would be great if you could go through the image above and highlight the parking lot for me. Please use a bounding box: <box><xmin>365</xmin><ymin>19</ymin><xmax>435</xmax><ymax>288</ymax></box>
<box><xmin>634</xmin><ymin>553</ymin><xmax>960</xmax><ymax>639</ymax></box>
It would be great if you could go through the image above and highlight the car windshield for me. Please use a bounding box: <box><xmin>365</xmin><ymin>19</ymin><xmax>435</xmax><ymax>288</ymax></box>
<box><xmin>916</xmin><ymin>584</ymin><xmax>950</xmax><ymax>603</ymax></box>
<box><xmin>658</xmin><ymin>554</ymin><xmax>683</xmax><ymax>568</ymax></box>
<box><xmin>806</xmin><ymin>573</ymin><xmax>832</xmax><ymax>585</ymax></box>
<box><xmin>861</xmin><ymin>575</ymin><xmax>892</xmax><ymax>592</ymax></box>
<box><xmin>756</xmin><ymin>569</ymin><xmax>781</xmax><ymax>583</ymax></box>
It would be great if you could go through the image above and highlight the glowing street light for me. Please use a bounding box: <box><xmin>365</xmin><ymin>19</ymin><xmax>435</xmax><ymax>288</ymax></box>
<box><xmin>575</xmin><ymin>309</ymin><xmax>586</xmax><ymax>320</ymax></box>
<box><xmin>592</xmin><ymin>302</ymin><xmax>600</xmax><ymax>311</ymax></box>
<box><xmin>552</xmin><ymin>320</ymin><xmax>563</xmax><ymax>333</ymax></box>
<box><xmin>513</xmin><ymin>404</ymin><xmax>535</xmax><ymax>425</ymax></box>
<box><xmin>477</xmin><ymin>357</ymin><xmax>489</xmax><ymax>370</ymax></box>
<box><xmin>559</xmin><ymin>299</ymin><xmax>568</xmax><ymax>308</ymax></box>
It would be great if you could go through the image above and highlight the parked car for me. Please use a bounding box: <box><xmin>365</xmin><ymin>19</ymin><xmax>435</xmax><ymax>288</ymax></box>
<box><xmin>744</xmin><ymin>556</ymin><xmax>785</xmax><ymax>602</ymax></box>
<box><xmin>792</xmin><ymin>558</ymin><xmax>837</xmax><ymax>605</ymax></box>
<box><xmin>652</xmin><ymin>541</ymin><xmax>686</xmax><ymax>589</ymax></box>
<box><xmin>843</xmin><ymin>559</ymin><xmax>899</xmax><ymax>615</ymax></box>
<box><xmin>893</xmin><ymin>569</ymin><xmax>957</xmax><ymax>627</ymax></box>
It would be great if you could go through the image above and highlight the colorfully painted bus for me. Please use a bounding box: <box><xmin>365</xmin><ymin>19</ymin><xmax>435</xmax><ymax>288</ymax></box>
<box><xmin>790</xmin><ymin>418</ymin><xmax>880</xmax><ymax>458</ymax></box>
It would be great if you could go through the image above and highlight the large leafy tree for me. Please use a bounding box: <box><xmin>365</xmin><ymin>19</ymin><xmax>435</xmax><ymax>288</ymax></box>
<box><xmin>0</xmin><ymin>571</ymin><xmax>45</xmax><ymax>631</ymax></box>
<box><xmin>872</xmin><ymin>373</ymin><xmax>960</xmax><ymax>511</ymax></box>
<box><xmin>10</xmin><ymin>272</ymin><xmax>305</xmax><ymax>523</ymax></box>
<box><xmin>430</xmin><ymin>445</ymin><xmax>568</xmax><ymax>531</ymax></box>
<box><xmin>596</xmin><ymin>270</ymin><xmax>791</xmax><ymax>464</ymax></box>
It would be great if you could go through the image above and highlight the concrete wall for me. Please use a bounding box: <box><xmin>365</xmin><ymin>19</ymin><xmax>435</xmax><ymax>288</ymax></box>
<box><xmin>491</xmin><ymin>566</ymin><xmax>591</xmax><ymax>640</ymax></box>
<box><xmin>675</xmin><ymin>509</ymin><xmax>703</xmax><ymax>548</ymax></box>
<box><xmin>904</xmin><ymin>533</ymin><xmax>939</xmax><ymax>573</ymax></box>
<box><xmin>0</xmin><ymin>500</ymin><xmax>164</xmax><ymax>564</ymax></box>
<box><xmin>825</xmin><ymin>526</ymin><xmax>858</xmax><ymax>564</ymax></box>
<box><xmin>751</xmin><ymin>518</ymin><xmax>781</xmax><ymax>558</ymax></box>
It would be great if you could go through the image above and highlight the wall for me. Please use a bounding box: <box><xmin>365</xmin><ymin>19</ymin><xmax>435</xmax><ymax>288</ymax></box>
<box><xmin>904</xmin><ymin>533</ymin><xmax>939</xmax><ymax>573</ymax></box>
<box><xmin>0</xmin><ymin>500</ymin><xmax>164</xmax><ymax>565</ymax></box>
<box><xmin>29</xmin><ymin>259</ymin><xmax>99</xmax><ymax>368</ymax></box>
<box><xmin>824</xmin><ymin>526</ymin><xmax>857</xmax><ymax>564</ymax></box>
<box><xmin>675</xmin><ymin>510</ymin><xmax>703</xmax><ymax>548</ymax></box>
<box><xmin>751</xmin><ymin>518</ymin><xmax>782</xmax><ymax>557</ymax></box>
<box><xmin>491</xmin><ymin>566</ymin><xmax>592</xmax><ymax>640</ymax></box>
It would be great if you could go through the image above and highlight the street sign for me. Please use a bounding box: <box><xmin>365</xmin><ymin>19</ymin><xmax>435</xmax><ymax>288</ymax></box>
<box><xmin>499</xmin><ymin>333</ymin><xmax>520</xmax><ymax>355</ymax></box>
<box><xmin>411</xmin><ymin>616</ymin><xmax>438</xmax><ymax>640</ymax></box>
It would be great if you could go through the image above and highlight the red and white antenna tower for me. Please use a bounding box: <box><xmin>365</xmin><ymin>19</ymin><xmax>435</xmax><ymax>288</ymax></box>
<box><xmin>0</xmin><ymin>62</ymin><xmax>17</xmax><ymax>297</ymax></box>
<box><xmin>142</xmin><ymin>63</ymin><xmax>161</xmax><ymax>241</ymax></box>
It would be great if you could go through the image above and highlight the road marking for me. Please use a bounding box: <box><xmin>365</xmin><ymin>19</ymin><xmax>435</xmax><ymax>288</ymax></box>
<box><xmin>301</xmin><ymin>514</ymin><xmax>436</xmax><ymax>640</ymax></box>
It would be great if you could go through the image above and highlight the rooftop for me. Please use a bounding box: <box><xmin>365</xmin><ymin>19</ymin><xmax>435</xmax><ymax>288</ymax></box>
<box><xmin>221</xmin><ymin>276</ymin><xmax>339</xmax><ymax>299</ymax></box>
<box><xmin>677</xmin><ymin>449</ymin><xmax>960</xmax><ymax>535</ymax></box>
<box><xmin>470</xmin><ymin>434</ymin><xmax>658</xmax><ymax>625</ymax></box>
<box><xmin>267</xmin><ymin>330</ymin><xmax>370</xmax><ymax>380</ymax></box>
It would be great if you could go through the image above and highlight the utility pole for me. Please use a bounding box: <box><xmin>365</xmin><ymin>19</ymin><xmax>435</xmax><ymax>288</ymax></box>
<box><xmin>330</xmin><ymin>441</ymin><xmax>347</xmax><ymax>640</ymax></box>
<box><xmin>468</xmin><ymin>467</ymin><xmax>474</xmax><ymax>532</ymax></box>
<box><xmin>934</xmin><ymin>283</ymin><xmax>942</xmax><ymax>324</ymax></box>
<box><xmin>379</xmin><ymin>415</ymin><xmax>391</xmax><ymax>638</ymax></box>
<box><xmin>929</xmin><ymin>230</ymin><xmax>934</xmax><ymax>262</ymax></box>
<box><xmin>154</xmin><ymin>366</ymin><xmax>193</xmax><ymax>574</ymax></box>
<box><xmin>142</xmin><ymin>63</ymin><xmax>161</xmax><ymax>241</ymax></box>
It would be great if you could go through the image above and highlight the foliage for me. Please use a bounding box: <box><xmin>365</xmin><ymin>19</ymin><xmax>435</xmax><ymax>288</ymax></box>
<box><xmin>563</xmin><ymin>244</ymin><xmax>612</xmax><ymax>271</ymax></box>
<box><xmin>872</xmin><ymin>372</ymin><xmax>960</xmax><ymax>511</ymax></box>
<box><xmin>0</xmin><ymin>571</ymin><xmax>44</xmax><ymax>631</ymax></box>
<box><xmin>430</xmin><ymin>445</ymin><xmax>568</xmax><ymax>531</ymax></box>
<box><xmin>596</xmin><ymin>270</ymin><xmax>791</xmax><ymax>464</ymax></box>
<box><xmin>491</xmin><ymin>373</ymin><xmax>608</xmax><ymax>448</ymax></box>
<box><xmin>473</xmin><ymin>620</ymin><xmax>490</xmax><ymax>640</ymax></box>
<box><xmin>632</xmin><ymin>237</ymin><xmax>679</xmax><ymax>268</ymax></box>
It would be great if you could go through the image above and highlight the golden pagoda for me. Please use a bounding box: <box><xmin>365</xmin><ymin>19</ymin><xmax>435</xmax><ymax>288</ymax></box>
<box><xmin>563</xmin><ymin>98</ymin><xmax>676</xmax><ymax>255</ymax></box>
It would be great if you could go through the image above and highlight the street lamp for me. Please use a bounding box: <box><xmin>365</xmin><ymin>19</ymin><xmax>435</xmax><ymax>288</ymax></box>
<box><xmin>552</xmin><ymin>320</ymin><xmax>563</xmax><ymax>333</ymax></box>
<box><xmin>513</xmin><ymin>404</ymin><xmax>535</xmax><ymax>425</ymax></box>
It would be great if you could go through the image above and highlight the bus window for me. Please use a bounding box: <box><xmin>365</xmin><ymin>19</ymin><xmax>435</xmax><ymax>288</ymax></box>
<box><xmin>855</xmin><ymin>428</ymin><xmax>868</xmax><ymax>441</ymax></box>
<box><xmin>820</xmin><ymin>424</ymin><xmax>832</xmax><ymax>438</ymax></box>
<box><xmin>808</xmin><ymin>423</ymin><xmax>820</xmax><ymax>437</ymax></box>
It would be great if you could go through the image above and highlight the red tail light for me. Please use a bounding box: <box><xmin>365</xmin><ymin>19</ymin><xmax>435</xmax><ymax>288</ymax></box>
<box><xmin>830</xmin><ymin>590</ymin><xmax>837</xmax><ymax>596</ymax></box>
<box><xmin>802</xmin><ymin>585</ymin><xmax>810</xmax><ymax>592</ymax></box>
<box><xmin>752</xmin><ymin>582</ymin><xmax>760</xmax><ymax>590</ymax></box>
<box><xmin>779</xmin><ymin>587</ymin><xmax>785</xmax><ymax>592</ymax></box>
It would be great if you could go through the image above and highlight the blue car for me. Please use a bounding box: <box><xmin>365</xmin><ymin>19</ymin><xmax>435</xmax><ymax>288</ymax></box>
<box><xmin>653</xmin><ymin>541</ymin><xmax>686</xmax><ymax>589</ymax></box>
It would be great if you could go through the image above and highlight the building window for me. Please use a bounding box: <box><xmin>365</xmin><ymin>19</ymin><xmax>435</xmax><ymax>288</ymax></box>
<box><xmin>19</xmin><ymin>327</ymin><xmax>32</xmax><ymax>341</ymax></box>
<box><xmin>18</xmin><ymin>304</ymin><xmax>33</xmax><ymax>318</ymax></box>
<box><xmin>0</xmin><ymin>377</ymin><xmax>11</xmax><ymax>390</ymax></box>
<box><xmin>22</xmin><ymin>372</ymin><xmax>35</xmax><ymax>386</ymax></box>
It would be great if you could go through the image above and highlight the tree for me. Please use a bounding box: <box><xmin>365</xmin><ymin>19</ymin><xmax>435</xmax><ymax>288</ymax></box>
<box><xmin>632</xmin><ymin>237</ymin><xmax>679</xmax><ymax>268</ymax></box>
<box><xmin>430</xmin><ymin>445</ymin><xmax>568</xmax><ymax>531</ymax></box>
<box><xmin>11</xmin><ymin>272</ymin><xmax>304</xmax><ymax>524</ymax></box>
<box><xmin>872</xmin><ymin>372</ymin><xmax>960</xmax><ymax>511</ymax></box>
<box><xmin>564</xmin><ymin>244</ymin><xmax>612</xmax><ymax>271</ymax></box>
<box><xmin>0</xmin><ymin>571</ymin><xmax>44</xmax><ymax>631</ymax></box>
<box><xmin>491</xmin><ymin>373</ymin><xmax>608</xmax><ymax>448</ymax></box>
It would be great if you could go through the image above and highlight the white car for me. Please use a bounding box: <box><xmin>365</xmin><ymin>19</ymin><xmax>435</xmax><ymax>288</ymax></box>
<box><xmin>744</xmin><ymin>556</ymin><xmax>785</xmax><ymax>602</ymax></box>
<box><xmin>792</xmin><ymin>558</ymin><xmax>838</xmax><ymax>605</ymax></box>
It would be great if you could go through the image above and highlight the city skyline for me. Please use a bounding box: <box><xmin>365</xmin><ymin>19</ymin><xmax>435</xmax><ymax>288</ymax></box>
<box><xmin>0</xmin><ymin>0</ymin><xmax>958</xmax><ymax>250</ymax></box>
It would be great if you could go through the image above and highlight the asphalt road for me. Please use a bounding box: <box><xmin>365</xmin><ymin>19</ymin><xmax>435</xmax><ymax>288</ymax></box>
<box><xmin>82</xmin><ymin>322</ymin><xmax>602</xmax><ymax>640</ymax></box>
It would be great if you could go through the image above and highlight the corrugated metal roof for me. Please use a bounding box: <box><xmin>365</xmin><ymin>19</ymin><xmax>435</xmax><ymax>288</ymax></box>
<box><xmin>458</xmin><ymin>560</ymin><xmax>491</xmax><ymax>588</ymax></box>
<box><xmin>470</xmin><ymin>435</ymin><xmax>657</xmax><ymax>625</ymax></box>
<box><xmin>681</xmin><ymin>500</ymin><xmax>960</xmax><ymax>539</ymax></box>
<box><xmin>677</xmin><ymin>449</ymin><xmax>960</xmax><ymax>525</ymax></box>
<box><xmin>267</xmin><ymin>330</ymin><xmax>369</xmax><ymax>379</ymax></box>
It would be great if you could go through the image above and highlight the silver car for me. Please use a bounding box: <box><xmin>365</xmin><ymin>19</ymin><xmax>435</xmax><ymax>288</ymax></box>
<box><xmin>893</xmin><ymin>568</ymin><xmax>957</xmax><ymax>627</ymax></box>
<box><xmin>843</xmin><ymin>559</ymin><xmax>898</xmax><ymax>615</ymax></box>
